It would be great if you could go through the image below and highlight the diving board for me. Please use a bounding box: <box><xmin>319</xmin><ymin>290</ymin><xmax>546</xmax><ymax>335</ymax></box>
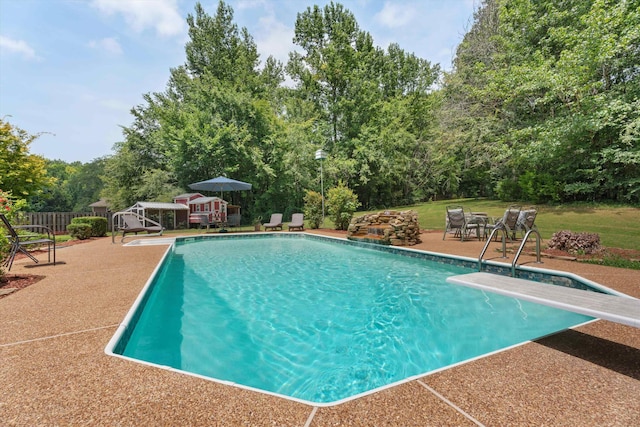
<box><xmin>447</xmin><ymin>272</ymin><xmax>640</xmax><ymax>328</ymax></box>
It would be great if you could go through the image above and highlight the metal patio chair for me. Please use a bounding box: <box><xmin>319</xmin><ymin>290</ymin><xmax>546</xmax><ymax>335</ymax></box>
<box><xmin>1</xmin><ymin>213</ymin><xmax>56</xmax><ymax>271</ymax></box>
<box><xmin>443</xmin><ymin>206</ymin><xmax>480</xmax><ymax>241</ymax></box>
<box><xmin>485</xmin><ymin>205</ymin><xmax>522</xmax><ymax>241</ymax></box>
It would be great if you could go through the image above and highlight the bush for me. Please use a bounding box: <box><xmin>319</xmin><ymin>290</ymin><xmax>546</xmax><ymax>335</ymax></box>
<box><xmin>0</xmin><ymin>232</ymin><xmax>9</xmax><ymax>278</ymax></box>
<box><xmin>547</xmin><ymin>230</ymin><xmax>602</xmax><ymax>254</ymax></box>
<box><xmin>0</xmin><ymin>188</ymin><xmax>26</xmax><ymax>279</ymax></box>
<box><xmin>70</xmin><ymin>216</ymin><xmax>107</xmax><ymax>237</ymax></box>
<box><xmin>303</xmin><ymin>190</ymin><xmax>324</xmax><ymax>229</ymax></box>
<box><xmin>66</xmin><ymin>223</ymin><xmax>92</xmax><ymax>240</ymax></box>
<box><xmin>326</xmin><ymin>182</ymin><xmax>361</xmax><ymax>231</ymax></box>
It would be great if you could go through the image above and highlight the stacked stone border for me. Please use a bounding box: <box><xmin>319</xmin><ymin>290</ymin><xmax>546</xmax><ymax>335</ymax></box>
<box><xmin>347</xmin><ymin>210</ymin><xmax>421</xmax><ymax>246</ymax></box>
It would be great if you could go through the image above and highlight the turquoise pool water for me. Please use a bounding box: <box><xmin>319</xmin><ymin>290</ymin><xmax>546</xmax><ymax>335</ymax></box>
<box><xmin>114</xmin><ymin>235</ymin><xmax>592</xmax><ymax>405</ymax></box>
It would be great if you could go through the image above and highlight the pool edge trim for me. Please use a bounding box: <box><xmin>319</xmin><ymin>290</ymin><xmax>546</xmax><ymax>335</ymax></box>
<box><xmin>103</xmin><ymin>232</ymin><xmax>617</xmax><ymax>407</ymax></box>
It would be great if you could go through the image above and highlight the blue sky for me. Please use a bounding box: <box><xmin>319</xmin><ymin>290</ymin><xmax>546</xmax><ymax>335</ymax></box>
<box><xmin>0</xmin><ymin>0</ymin><xmax>477</xmax><ymax>163</ymax></box>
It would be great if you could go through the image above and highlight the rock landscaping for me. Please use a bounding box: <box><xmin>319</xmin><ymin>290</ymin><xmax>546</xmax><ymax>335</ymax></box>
<box><xmin>347</xmin><ymin>210</ymin><xmax>421</xmax><ymax>246</ymax></box>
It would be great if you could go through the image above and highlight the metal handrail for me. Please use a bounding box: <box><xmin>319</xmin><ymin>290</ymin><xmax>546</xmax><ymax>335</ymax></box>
<box><xmin>111</xmin><ymin>211</ymin><xmax>164</xmax><ymax>243</ymax></box>
<box><xmin>478</xmin><ymin>226</ymin><xmax>509</xmax><ymax>271</ymax></box>
<box><xmin>511</xmin><ymin>229</ymin><xmax>543</xmax><ymax>276</ymax></box>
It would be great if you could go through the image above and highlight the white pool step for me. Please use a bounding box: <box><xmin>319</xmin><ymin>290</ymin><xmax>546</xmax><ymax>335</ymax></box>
<box><xmin>124</xmin><ymin>237</ymin><xmax>176</xmax><ymax>246</ymax></box>
<box><xmin>447</xmin><ymin>272</ymin><xmax>640</xmax><ymax>328</ymax></box>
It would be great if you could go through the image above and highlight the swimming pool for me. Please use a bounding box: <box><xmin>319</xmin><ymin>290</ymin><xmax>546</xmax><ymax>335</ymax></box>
<box><xmin>107</xmin><ymin>234</ymin><xmax>595</xmax><ymax>405</ymax></box>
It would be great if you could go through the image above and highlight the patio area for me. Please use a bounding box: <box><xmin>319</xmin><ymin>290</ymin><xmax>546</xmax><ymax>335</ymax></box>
<box><xmin>2</xmin><ymin>230</ymin><xmax>639</xmax><ymax>426</ymax></box>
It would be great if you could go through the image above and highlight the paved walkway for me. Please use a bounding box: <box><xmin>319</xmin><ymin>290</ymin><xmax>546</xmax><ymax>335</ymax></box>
<box><xmin>2</xmin><ymin>231</ymin><xmax>639</xmax><ymax>426</ymax></box>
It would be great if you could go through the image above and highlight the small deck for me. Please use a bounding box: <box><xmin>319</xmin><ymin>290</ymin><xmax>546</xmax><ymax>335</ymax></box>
<box><xmin>447</xmin><ymin>272</ymin><xmax>640</xmax><ymax>328</ymax></box>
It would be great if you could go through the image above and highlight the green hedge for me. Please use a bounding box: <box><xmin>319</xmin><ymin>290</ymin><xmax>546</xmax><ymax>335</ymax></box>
<box><xmin>69</xmin><ymin>216</ymin><xmax>107</xmax><ymax>237</ymax></box>
<box><xmin>66</xmin><ymin>223</ymin><xmax>92</xmax><ymax>240</ymax></box>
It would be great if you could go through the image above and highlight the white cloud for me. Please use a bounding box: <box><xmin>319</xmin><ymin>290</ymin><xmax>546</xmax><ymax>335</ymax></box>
<box><xmin>255</xmin><ymin>13</ymin><xmax>294</xmax><ymax>65</ymax></box>
<box><xmin>88</xmin><ymin>37</ymin><xmax>123</xmax><ymax>55</ymax></box>
<box><xmin>91</xmin><ymin>0</ymin><xmax>185</xmax><ymax>37</ymax></box>
<box><xmin>0</xmin><ymin>35</ymin><xmax>38</xmax><ymax>59</ymax></box>
<box><xmin>374</xmin><ymin>1</ymin><xmax>415</xmax><ymax>28</ymax></box>
<box><xmin>236</xmin><ymin>0</ymin><xmax>268</xmax><ymax>10</ymax></box>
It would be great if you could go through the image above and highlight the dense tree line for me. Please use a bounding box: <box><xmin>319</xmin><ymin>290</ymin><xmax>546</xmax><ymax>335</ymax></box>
<box><xmin>3</xmin><ymin>0</ymin><xmax>638</xmax><ymax>216</ymax></box>
<box><xmin>1</xmin><ymin>118</ymin><xmax>107</xmax><ymax>212</ymax></box>
<box><xmin>442</xmin><ymin>0</ymin><xmax>639</xmax><ymax>203</ymax></box>
<box><xmin>101</xmin><ymin>1</ymin><xmax>443</xmax><ymax>221</ymax></box>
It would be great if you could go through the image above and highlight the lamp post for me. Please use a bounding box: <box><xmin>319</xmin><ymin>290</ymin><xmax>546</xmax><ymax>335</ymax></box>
<box><xmin>315</xmin><ymin>149</ymin><xmax>327</xmax><ymax>224</ymax></box>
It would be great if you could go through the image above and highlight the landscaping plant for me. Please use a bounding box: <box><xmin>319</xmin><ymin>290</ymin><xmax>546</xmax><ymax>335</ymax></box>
<box><xmin>69</xmin><ymin>216</ymin><xmax>108</xmax><ymax>237</ymax></box>
<box><xmin>303</xmin><ymin>190</ymin><xmax>323</xmax><ymax>229</ymax></box>
<box><xmin>547</xmin><ymin>230</ymin><xmax>602</xmax><ymax>255</ymax></box>
<box><xmin>326</xmin><ymin>182</ymin><xmax>361</xmax><ymax>231</ymax></box>
<box><xmin>66</xmin><ymin>223</ymin><xmax>92</xmax><ymax>240</ymax></box>
<box><xmin>0</xmin><ymin>189</ymin><xmax>24</xmax><ymax>279</ymax></box>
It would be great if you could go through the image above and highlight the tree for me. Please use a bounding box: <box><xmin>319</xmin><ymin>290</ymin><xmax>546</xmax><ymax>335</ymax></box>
<box><xmin>66</xmin><ymin>157</ymin><xmax>109</xmax><ymax>211</ymax></box>
<box><xmin>28</xmin><ymin>159</ymin><xmax>78</xmax><ymax>211</ymax></box>
<box><xmin>287</xmin><ymin>2</ymin><xmax>440</xmax><ymax>207</ymax></box>
<box><xmin>102</xmin><ymin>1</ymin><xmax>285</xmax><ymax>219</ymax></box>
<box><xmin>185</xmin><ymin>1</ymin><xmax>260</xmax><ymax>86</ymax></box>
<box><xmin>438</xmin><ymin>0</ymin><xmax>640</xmax><ymax>203</ymax></box>
<box><xmin>0</xmin><ymin>118</ymin><xmax>53</xmax><ymax>200</ymax></box>
<box><xmin>133</xmin><ymin>169</ymin><xmax>183</xmax><ymax>203</ymax></box>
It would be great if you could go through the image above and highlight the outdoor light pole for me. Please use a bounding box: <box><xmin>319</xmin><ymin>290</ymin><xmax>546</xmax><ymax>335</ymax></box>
<box><xmin>315</xmin><ymin>149</ymin><xmax>327</xmax><ymax>224</ymax></box>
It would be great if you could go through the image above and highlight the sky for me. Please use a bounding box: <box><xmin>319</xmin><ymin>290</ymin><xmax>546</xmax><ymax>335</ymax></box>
<box><xmin>0</xmin><ymin>0</ymin><xmax>478</xmax><ymax>163</ymax></box>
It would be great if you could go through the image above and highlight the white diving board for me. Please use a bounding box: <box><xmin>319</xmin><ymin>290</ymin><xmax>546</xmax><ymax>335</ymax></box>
<box><xmin>447</xmin><ymin>272</ymin><xmax>640</xmax><ymax>328</ymax></box>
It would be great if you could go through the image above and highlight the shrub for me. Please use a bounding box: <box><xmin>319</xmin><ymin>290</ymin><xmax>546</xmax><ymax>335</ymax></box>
<box><xmin>303</xmin><ymin>190</ymin><xmax>324</xmax><ymax>229</ymax></box>
<box><xmin>66</xmin><ymin>223</ymin><xmax>92</xmax><ymax>240</ymax></box>
<box><xmin>0</xmin><ymin>189</ymin><xmax>26</xmax><ymax>220</ymax></box>
<box><xmin>326</xmin><ymin>182</ymin><xmax>361</xmax><ymax>231</ymax></box>
<box><xmin>70</xmin><ymin>216</ymin><xmax>107</xmax><ymax>237</ymax></box>
<box><xmin>0</xmin><ymin>232</ymin><xmax>9</xmax><ymax>278</ymax></box>
<box><xmin>547</xmin><ymin>230</ymin><xmax>602</xmax><ymax>254</ymax></box>
<box><xmin>0</xmin><ymin>189</ymin><xmax>26</xmax><ymax>279</ymax></box>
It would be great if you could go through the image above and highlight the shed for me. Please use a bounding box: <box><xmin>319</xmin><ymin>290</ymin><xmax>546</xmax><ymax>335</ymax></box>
<box><xmin>173</xmin><ymin>193</ymin><xmax>205</xmax><ymax>226</ymax></box>
<box><xmin>125</xmin><ymin>202</ymin><xmax>189</xmax><ymax>229</ymax></box>
<box><xmin>89</xmin><ymin>199</ymin><xmax>110</xmax><ymax>214</ymax></box>
<box><xmin>188</xmin><ymin>196</ymin><xmax>228</xmax><ymax>225</ymax></box>
<box><xmin>173</xmin><ymin>193</ymin><xmax>205</xmax><ymax>205</ymax></box>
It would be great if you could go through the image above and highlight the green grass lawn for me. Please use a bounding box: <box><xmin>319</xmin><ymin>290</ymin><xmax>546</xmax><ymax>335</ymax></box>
<box><xmin>357</xmin><ymin>199</ymin><xmax>640</xmax><ymax>251</ymax></box>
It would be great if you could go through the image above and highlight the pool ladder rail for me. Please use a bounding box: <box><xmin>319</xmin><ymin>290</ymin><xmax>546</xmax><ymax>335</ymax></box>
<box><xmin>478</xmin><ymin>227</ymin><xmax>543</xmax><ymax>276</ymax></box>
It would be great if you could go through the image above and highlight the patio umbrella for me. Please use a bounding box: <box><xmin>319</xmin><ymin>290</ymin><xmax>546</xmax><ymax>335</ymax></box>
<box><xmin>188</xmin><ymin>176</ymin><xmax>252</xmax><ymax>198</ymax></box>
<box><xmin>188</xmin><ymin>176</ymin><xmax>252</xmax><ymax>231</ymax></box>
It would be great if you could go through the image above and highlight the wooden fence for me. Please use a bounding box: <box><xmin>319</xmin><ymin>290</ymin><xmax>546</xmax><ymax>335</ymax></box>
<box><xmin>16</xmin><ymin>212</ymin><xmax>113</xmax><ymax>234</ymax></box>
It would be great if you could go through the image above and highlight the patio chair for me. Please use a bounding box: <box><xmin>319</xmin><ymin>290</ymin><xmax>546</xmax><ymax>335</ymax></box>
<box><xmin>443</xmin><ymin>206</ymin><xmax>480</xmax><ymax>241</ymax></box>
<box><xmin>263</xmin><ymin>213</ymin><xmax>283</xmax><ymax>231</ymax></box>
<box><xmin>287</xmin><ymin>213</ymin><xmax>305</xmax><ymax>231</ymax></box>
<box><xmin>515</xmin><ymin>207</ymin><xmax>538</xmax><ymax>238</ymax></box>
<box><xmin>485</xmin><ymin>205</ymin><xmax>521</xmax><ymax>241</ymax></box>
<box><xmin>1</xmin><ymin>213</ymin><xmax>56</xmax><ymax>271</ymax></box>
<box><xmin>115</xmin><ymin>212</ymin><xmax>163</xmax><ymax>243</ymax></box>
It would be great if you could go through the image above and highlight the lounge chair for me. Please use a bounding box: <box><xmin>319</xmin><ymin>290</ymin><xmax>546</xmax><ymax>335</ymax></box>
<box><xmin>515</xmin><ymin>207</ymin><xmax>538</xmax><ymax>238</ymax></box>
<box><xmin>114</xmin><ymin>212</ymin><xmax>163</xmax><ymax>243</ymax></box>
<box><xmin>1</xmin><ymin>213</ymin><xmax>56</xmax><ymax>271</ymax></box>
<box><xmin>485</xmin><ymin>205</ymin><xmax>521</xmax><ymax>241</ymax></box>
<box><xmin>287</xmin><ymin>213</ymin><xmax>304</xmax><ymax>231</ymax></box>
<box><xmin>443</xmin><ymin>205</ymin><xmax>480</xmax><ymax>241</ymax></box>
<box><xmin>263</xmin><ymin>213</ymin><xmax>283</xmax><ymax>231</ymax></box>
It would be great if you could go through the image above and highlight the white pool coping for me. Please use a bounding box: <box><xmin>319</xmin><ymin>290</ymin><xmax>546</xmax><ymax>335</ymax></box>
<box><xmin>108</xmin><ymin>233</ymin><xmax>624</xmax><ymax>408</ymax></box>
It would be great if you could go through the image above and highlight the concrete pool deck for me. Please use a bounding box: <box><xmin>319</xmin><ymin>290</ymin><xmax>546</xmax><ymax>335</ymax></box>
<box><xmin>1</xmin><ymin>230</ymin><xmax>639</xmax><ymax>426</ymax></box>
